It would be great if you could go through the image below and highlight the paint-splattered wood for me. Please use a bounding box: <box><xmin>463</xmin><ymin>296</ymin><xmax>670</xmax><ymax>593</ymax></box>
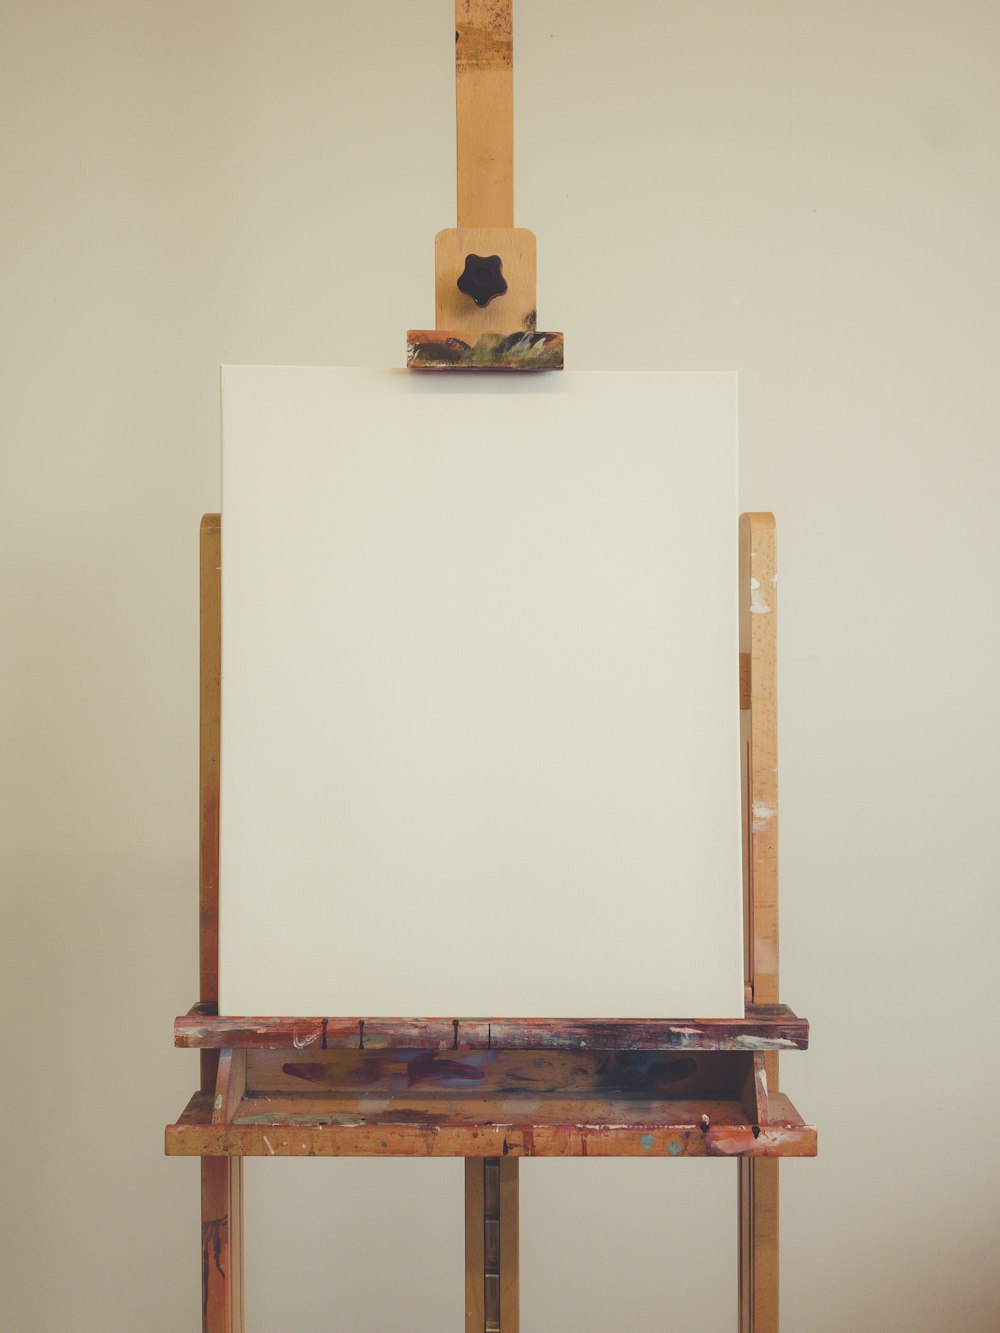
<box><xmin>741</xmin><ymin>1053</ymin><xmax>771</xmax><ymax>1126</ymax></box>
<box><xmin>407</xmin><ymin>329</ymin><xmax>563</xmax><ymax>370</ymax></box>
<box><xmin>211</xmin><ymin>1050</ymin><xmax>247</xmax><ymax>1125</ymax></box>
<box><xmin>456</xmin><ymin>0</ymin><xmax>513</xmax><ymax>229</ymax></box>
<box><xmin>175</xmin><ymin>1006</ymin><xmax>808</xmax><ymax>1052</ymax></box>
<box><xmin>201</xmin><ymin>1156</ymin><xmax>243</xmax><ymax>1333</ymax></box>
<box><xmin>171</xmin><ymin>1046</ymin><xmax>815</xmax><ymax>1159</ymax></box>
<box><xmin>166</xmin><ymin>1090</ymin><xmax>815</xmax><ymax>1160</ymax></box>
<box><xmin>242</xmin><ymin>1048</ymin><xmax>750</xmax><ymax>1103</ymax></box>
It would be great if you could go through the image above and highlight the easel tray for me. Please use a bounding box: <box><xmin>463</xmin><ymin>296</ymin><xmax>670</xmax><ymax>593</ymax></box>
<box><xmin>175</xmin><ymin>1003</ymin><xmax>809</xmax><ymax>1053</ymax></box>
<box><xmin>166</xmin><ymin>1039</ymin><xmax>815</xmax><ymax>1160</ymax></box>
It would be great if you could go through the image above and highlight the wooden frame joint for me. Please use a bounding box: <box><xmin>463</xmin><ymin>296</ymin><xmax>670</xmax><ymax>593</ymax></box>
<box><xmin>211</xmin><ymin>1049</ymin><xmax>247</xmax><ymax>1126</ymax></box>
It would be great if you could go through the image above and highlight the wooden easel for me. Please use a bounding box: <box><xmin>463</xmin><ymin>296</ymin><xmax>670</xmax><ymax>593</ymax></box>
<box><xmin>166</xmin><ymin>8</ymin><xmax>815</xmax><ymax>1329</ymax></box>
<box><xmin>168</xmin><ymin>510</ymin><xmax>813</xmax><ymax>1331</ymax></box>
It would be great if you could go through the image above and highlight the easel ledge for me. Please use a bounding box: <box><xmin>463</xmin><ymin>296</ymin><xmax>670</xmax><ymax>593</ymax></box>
<box><xmin>175</xmin><ymin>1005</ymin><xmax>808</xmax><ymax>1053</ymax></box>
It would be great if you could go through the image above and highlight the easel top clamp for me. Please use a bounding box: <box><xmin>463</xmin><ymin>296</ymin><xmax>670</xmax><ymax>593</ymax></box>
<box><xmin>406</xmin><ymin>0</ymin><xmax>563</xmax><ymax>368</ymax></box>
<box><xmin>166</xmin><ymin>8</ymin><xmax>815</xmax><ymax>1332</ymax></box>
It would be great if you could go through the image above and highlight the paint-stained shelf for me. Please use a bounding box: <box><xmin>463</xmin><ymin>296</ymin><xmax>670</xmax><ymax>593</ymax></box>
<box><xmin>406</xmin><ymin>329</ymin><xmax>564</xmax><ymax>370</ymax></box>
<box><xmin>174</xmin><ymin>1003</ymin><xmax>809</xmax><ymax>1053</ymax></box>
<box><xmin>166</xmin><ymin>1043</ymin><xmax>816</xmax><ymax>1160</ymax></box>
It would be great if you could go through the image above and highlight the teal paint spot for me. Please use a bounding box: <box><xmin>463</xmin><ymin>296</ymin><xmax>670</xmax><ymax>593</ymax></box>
<box><xmin>640</xmin><ymin>1134</ymin><xmax>655</xmax><ymax>1150</ymax></box>
<box><xmin>667</xmin><ymin>1142</ymin><xmax>683</xmax><ymax>1156</ymax></box>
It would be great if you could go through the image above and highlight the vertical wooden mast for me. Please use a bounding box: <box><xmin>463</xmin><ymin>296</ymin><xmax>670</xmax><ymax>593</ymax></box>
<box><xmin>408</xmin><ymin>0</ymin><xmax>563</xmax><ymax>369</ymax></box>
<box><xmin>198</xmin><ymin>515</ymin><xmax>245</xmax><ymax>1333</ymax></box>
<box><xmin>457</xmin><ymin>11</ymin><xmax>519</xmax><ymax>1326</ymax></box>
<box><xmin>456</xmin><ymin>0</ymin><xmax>514</xmax><ymax>227</ymax></box>
<box><xmin>739</xmin><ymin>512</ymin><xmax>780</xmax><ymax>1332</ymax></box>
<box><xmin>189</xmin><ymin>7</ymin><xmax>792</xmax><ymax>1327</ymax></box>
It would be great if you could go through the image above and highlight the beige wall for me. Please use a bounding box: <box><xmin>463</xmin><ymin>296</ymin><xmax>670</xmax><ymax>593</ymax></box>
<box><xmin>2</xmin><ymin>2</ymin><xmax>998</xmax><ymax>1329</ymax></box>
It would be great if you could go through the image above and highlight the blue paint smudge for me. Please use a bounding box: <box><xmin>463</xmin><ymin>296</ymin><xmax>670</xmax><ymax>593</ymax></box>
<box><xmin>667</xmin><ymin>1142</ymin><xmax>683</xmax><ymax>1156</ymax></box>
<box><xmin>640</xmin><ymin>1133</ymin><xmax>655</xmax><ymax>1150</ymax></box>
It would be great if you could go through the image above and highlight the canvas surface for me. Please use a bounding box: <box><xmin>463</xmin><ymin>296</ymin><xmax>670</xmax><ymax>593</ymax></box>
<box><xmin>219</xmin><ymin>368</ymin><xmax>742</xmax><ymax>1016</ymax></box>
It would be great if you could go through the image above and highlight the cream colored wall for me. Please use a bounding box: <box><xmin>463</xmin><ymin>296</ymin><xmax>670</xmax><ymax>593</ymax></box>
<box><xmin>2</xmin><ymin>2</ymin><xmax>998</xmax><ymax>1330</ymax></box>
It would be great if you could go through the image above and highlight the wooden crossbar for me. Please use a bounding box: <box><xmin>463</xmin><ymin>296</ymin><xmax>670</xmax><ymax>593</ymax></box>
<box><xmin>175</xmin><ymin>1006</ymin><xmax>808</xmax><ymax>1052</ymax></box>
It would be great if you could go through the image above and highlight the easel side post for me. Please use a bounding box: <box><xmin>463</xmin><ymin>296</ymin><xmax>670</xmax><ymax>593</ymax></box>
<box><xmin>739</xmin><ymin>511</ymin><xmax>780</xmax><ymax>1332</ymax></box>
<box><xmin>456</xmin><ymin>0</ymin><xmax>514</xmax><ymax>228</ymax></box>
<box><xmin>455</xmin><ymin>5</ymin><xmax>522</xmax><ymax>1328</ymax></box>
<box><xmin>199</xmin><ymin>514</ymin><xmax>245</xmax><ymax>1333</ymax></box>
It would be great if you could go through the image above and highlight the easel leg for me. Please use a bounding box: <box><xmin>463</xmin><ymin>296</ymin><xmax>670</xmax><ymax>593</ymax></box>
<box><xmin>739</xmin><ymin>1157</ymin><xmax>779</xmax><ymax>1332</ymax></box>
<box><xmin>202</xmin><ymin>1157</ymin><xmax>244</xmax><ymax>1333</ymax></box>
<box><xmin>466</xmin><ymin>1158</ymin><xmax>519</xmax><ymax>1333</ymax></box>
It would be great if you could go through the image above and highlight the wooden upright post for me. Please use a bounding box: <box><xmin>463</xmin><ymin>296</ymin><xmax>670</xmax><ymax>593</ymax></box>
<box><xmin>466</xmin><ymin>1159</ymin><xmax>519</xmax><ymax>1333</ymax></box>
<box><xmin>408</xmin><ymin>0</ymin><xmax>563</xmax><ymax>369</ymax></box>
<box><xmin>454</xmin><ymin>4</ymin><xmax>523</xmax><ymax>1324</ymax></box>
<box><xmin>201</xmin><ymin>1158</ymin><xmax>244</xmax><ymax>1333</ymax></box>
<box><xmin>199</xmin><ymin>515</ymin><xmax>222</xmax><ymax>1097</ymax></box>
<box><xmin>199</xmin><ymin>515</ymin><xmax>244</xmax><ymax>1333</ymax></box>
<box><xmin>738</xmin><ymin>512</ymin><xmax>780</xmax><ymax>1332</ymax></box>
<box><xmin>456</xmin><ymin>0</ymin><xmax>514</xmax><ymax>228</ymax></box>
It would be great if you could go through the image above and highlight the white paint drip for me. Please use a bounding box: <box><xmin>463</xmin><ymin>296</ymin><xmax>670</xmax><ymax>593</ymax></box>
<box><xmin>263</xmin><ymin>1135</ymin><xmax>275</xmax><ymax>1156</ymax></box>
<box><xmin>749</xmin><ymin>576</ymin><xmax>771</xmax><ymax>615</ymax></box>
<box><xmin>759</xmin><ymin>1125</ymin><xmax>801</xmax><ymax>1148</ymax></box>
<box><xmin>735</xmin><ymin>1035</ymin><xmax>796</xmax><ymax>1050</ymax></box>
<box><xmin>751</xmin><ymin>800</ymin><xmax>776</xmax><ymax>832</ymax></box>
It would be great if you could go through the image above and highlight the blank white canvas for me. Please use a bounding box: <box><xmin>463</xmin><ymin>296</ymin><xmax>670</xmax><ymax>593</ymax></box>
<box><xmin>219</xmin><ymin>367</ymin><xmax>742</xmax><ymax>1017</ymax></box>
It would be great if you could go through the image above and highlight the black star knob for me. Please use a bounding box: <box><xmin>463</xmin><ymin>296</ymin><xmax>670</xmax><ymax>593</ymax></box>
<box><xmin>456</xmin><ymin>253</ymin><xmax>508</xmax><ymax>308</ymax></box>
